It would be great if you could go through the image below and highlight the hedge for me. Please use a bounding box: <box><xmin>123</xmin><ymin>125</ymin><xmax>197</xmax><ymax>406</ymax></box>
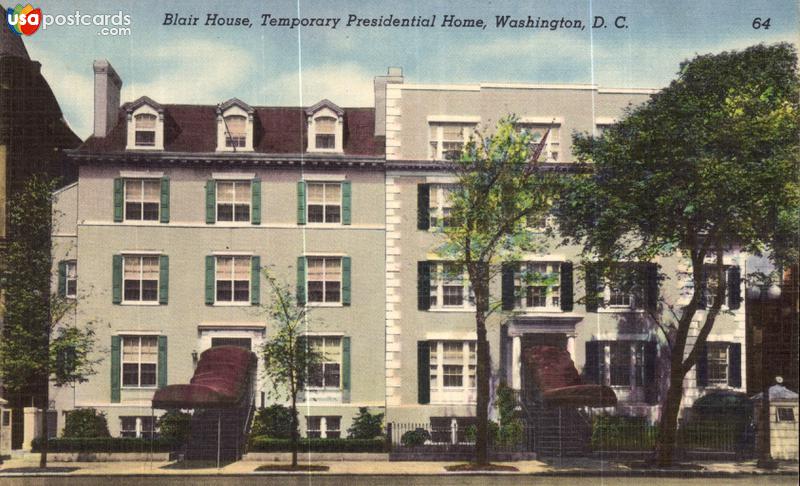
<box><xmin>248</xmin><ymin>436</ymin><xmax>385</xmax><ymax>453</ymax></box>
<box><xmin>31</xmin><ymin>437</ymin><xmax>178</xmax><ymax>453</ymax></box>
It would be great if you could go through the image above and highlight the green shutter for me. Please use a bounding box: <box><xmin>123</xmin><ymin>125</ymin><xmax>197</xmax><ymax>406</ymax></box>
<box><xmin>417</xmin><ymin>261</ymin><xmax>431</xmax><ymax>310</ymax></box>
<box><xmin>58</xmin><ymin>260</ymin><xmax>67</xmax><ymax>297</ymax></box>
<box><xmin>296</xmin><ymin>256</ymin><xmax>306</xmax><ymax>304</ymax></box>
<box><xmin>205</xmin><ymin>256</ymin><xmax>215</xmax><ymax>305</ymax></box>
<box><xmin>112</xmin><ymin>255</ymin><xmax>122</xmax><ymax>304</ymax></box>
<box><xmin>160</xmin><ymin>177</ymin><xmax>170</xmax><ymax>223</ymax></box>
<box><xmin>113</xmin><ymin>178</ymin><xmax>124</xmax><ymax>222</ymax></box>
<box><xmin>585</xmin><ymin>264</ymin><xmax>600</xmax><ymax>312</ymax></box>
<box><xmin>417</xmin><ymin>341</ymin><xmax>430</xmax><ymax>404</ymax></box>
<box><xmin>251</xmin><ymin>256</ymin><xmax>261</xmax><ymax>305</ymax></box>
<box><xmin>417</xmin><ymin>184</ymin><xmax>430</xmax><ymax>230</ymax></box>
<box><xmin>251</xmin><ymin>178</ymin><xmax>261</xmax><ymax>225</ymax></box>
<box><xmin>341</xmin><ymin>181</ymin><xmax>351</xmax><ymax>225</ymax></box>
<box><xmin>501</xmin><ymin>262</ymin><xmax>516</xmax><ymax>311</ymax></box>
<box><xmin>157</xmin><ymin>336</ymin><xmax>167</xmax><ymax>389</ymax></box>
<box><xmin>341</xmin><ymin>256</ymin><xmax>351</xmax><ymax>305</ymax></box>
<box><xmin>342</xmin><ymin>336</ymin><xmax>351</xmax><ymax>402</ymax></box>
<box><xmin>159</xmin><ymin>255</ymin><xmax>169</xmax><ymax>304</ymax></box>
<box><xmin>561</xmin><ymin>261</ymin><xmax>574</xmax><ymax>311</ymax></box>
<box><xmin>110</xmin><ymin>336</ymin><xmax>121</xmax><ymax>403</ymax></box>
<box><xmin>205</xmin><ymin>180</ymin><xmax>216</xmax><ymax>224</ymax></box>
<box><xmin>296</xmin><ymin>181</ymin><xmax>306</xmax><ymax>225</ymax></box>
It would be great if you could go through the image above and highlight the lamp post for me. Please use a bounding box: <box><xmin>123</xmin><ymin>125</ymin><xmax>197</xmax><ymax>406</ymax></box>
<box><xmin>747</xmin><ymin>281</ymin><xmax>781</xmax><ymax>469</ymax></box>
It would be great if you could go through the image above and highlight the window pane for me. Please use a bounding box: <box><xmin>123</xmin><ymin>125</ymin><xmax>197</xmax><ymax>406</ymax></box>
<box><xmin>124</xmin><ymin>280</ymin><xmax>141</xmax><ymax>301</ymax></box>
<box><xmin>140</xmin><ymin>363</ymin><xmax>157</xmax><ymax>386</ymax></box>
<box><xmin>443</xmin><ymin>365</ymin><xmax>463</xmax><ymax>387</ymax></box>
<box><xmin>216</xmin><ymin>257</ymin><xmax>232</xmax><ymax>279</ymax></box>
<box><xmin>142</xmin><ymin>181</ymin><xmax>160</xmax><ymax>202</ymax></box>
<box><xmin>324</xmin><ymin>184</ymin><xmax>341</xmax><ymax>203</ymax></box>
<box><xmin>122</xmin><ymin>337</ymin><xmax>139</xmax><ymax>361</ymax></box>
<box><xmin>225</xmin><ymin>116</ymin><xmax>246</xmax><ymax>136</ymax></box>
<box><xmin>142</xmin><ymin>202</ymin><xmax>159</xmax><ymax>221</ymax></box>
<box><xmin>316</xmin><ymin>134</ymin><xmax>335</xmax><ymax>149</ymax></box>
<box><xmin>442</xmin><ymin>125</ymin><xmax>464</xmax><ymax>140</ymax></box>
<box><xmin>124</xmin><ymin>255</ymin><xmax>142</xmax><ymax>277</ymax></box>
<box><xmin>307</xmin><ymin>258</ymin><xmax>324</xmax><ymax>281</ymax></box>
<box><xmin>216</xmin><ymin>281</ymin><xmax>232</xmax><ymax>301</ymax></box>
<box><xmin>324</xmin><ymin>205</ymin><xmax>340</xmax><ymax>223</ymax></box>
<box><xmin>233</xmin><ymin>257</ymin><xmax>250</xmax><ymax>279</ymax></box>
<box><xmin>315</xmin><ymin>117</ymin><xmax>336</xmax><ymax>133</ymax></box>
<box><xmin>233</xmin><ymin>280</ymin><xmax>249</xmax><ymax>301</ymax></box>
<box><xmin>125</xmin><ymin>203</ymin><xmax>142</xmax><ymax>220</ymax></box>
<box><xmin>610</xmin><ymin>343</ymin><xmax>632</xmax><ymax>386</ymax></box>
<box><xmin>125</xmin><ymin>180</ymin><xmax>142</xmax><ymax>201</ymax></box>
<box><xmin>135</xmin><ymin>114</ymin><xmax>157</xmax><ymax>129</ymax></box>
<box><xmin>217</xmin><ymin>182</ymin><xmax>234</xmax><ymax>203</ymax></box>
<box><xmin>234</xmin><ymin>205</ymin><xmax>250</xmax><ymax>222</ymax></box>
<box><xmin>325</xmin><ymin>258</ymin><xmax>341</xmax><ymax>280</ymax></box>
<box><xmin>307</xmin><ymin>363</ymin><xmax>324</xmax><ymax>387</ymax></box>
<box><xmin>307</xmin><ymin>281</ymin><xmax>324</xmax><ymax>302</ymax></box>
<box><xmin>135</xmin><ymin>131</ymin><xmax>155</xmax><ymax>146</ymax></box>
<box><xmin>217</xmin><ymin>204</ymin><xmax>233</xmax><ymax>221</ymax></box>
<box><xmin>234</xmin><ymin>182</ymin><xmax>251</xmax><ymax>203</ymax></box>
<box><xmin>122</xmin><ymin>363</ymin><xmax>139</xmax><ymax>386</ymax></box>
<box><xmin>307</xmin><ymin>184</ymin><xmax>325</xmax><ymax>203</ymax></box>
<box><xmin>324</xmin><ymin>363</ymin><xmax>340</xmax><ymax>388</ymax></box>
<box><xmin>325</xmin><ymin>282</ymin><xmax>341</xmax><ymax>302</ymax></box>
<box><xmin>141</xmin><ymin>337</ymin><xmax>158</xmax><ymax>361</ymax></box>
<box><xmin>308</xmin><ymin>205</ymin><xmax>324</xmax><ymax>223</ymax></box>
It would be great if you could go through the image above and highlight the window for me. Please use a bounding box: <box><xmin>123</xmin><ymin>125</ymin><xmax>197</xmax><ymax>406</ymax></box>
<box><xmin>706</xmin><ymin>342</ymin><xmax>729</xmax><ymax>386</ymax></box>
<box><xmin>306</xmin><ymin>336</ymin><xmax>342</xmax><ymax>389</ymax></box>
<box><xmin>702</xmin><ymin>266</ymin><xmax>727</xmax><ymax>308</ymax></box>
<box><xmin>307</xmin><ymin>257</ymin><xmax>341</xmax><ymax>304</ymax></box>
<box><xmin>306</xmin><ymin>416</ymin><xmax>341</xmax><ymax>438</ymax></box>
<box><xmin>514</xmin><ymin>262</ymin><xmax>561</xmax><ymax>310</ymax></box>
<box><xmin>65</xmin><ymin>261</ymin><xmax>77</xmax><ymax>298</ymax></box>
<box><xmin>307</xmin><ymin>182</ymin><xmax>341</xmax><ymax>223</ymax></box>
<box><xmin>215</xmin><ymin>256</ymin><xmax>251</xmax><ymax>303</ymax></box>
<box><xmin>120</xmin><ymin>416</ymin><xmax>155</xmax><ymax>438</ymax></box>
<box><xmin>121</xmin><ymin>336</ymin><xmax>157</xmax><ymax>388</ymax></box>
<box><xmin>429</xmin><ymin>123</ymin><xmax>473</xmax><ymax>160</ymax></box>
<box><xmin>777</xmin><ymin>407</ymin><xmax>795</xmax><ymax>422</ymax></box>
<box><xmin>134</xmin><ymin>114</ymin><xmax>157</xmax><ymax>147</ymax></box>
<box><xmin>216</xmin><ymin>181</ymin><xmax>251</xmax><ymax>222</ymax></box>
<box><xmin>124</xmin><ymin>179</ymin><xmax>160</xmax><ymax>221</ymax></box>
<box><xmin>517</xmin><ymin>123</ymin><xmax>560</xmax><ymax>162</ymax></box>
<box><xmin>429</xmin><ymin>263</ymin><xmax>474</xmax><ymax>310</ymax></box>
<box><xmin>428</xmin><ymin>184</ymin><xmax>454</xmax><ymax>229</ymax></box>
<box><xmin>314</xmin><ymin>116</ymin><xmax>337</xmax><ymax>149</ymax></box>
<box><xmin>604</xmin><ymin>267</ymin><xmax>644</xmax><ymax>309</ymax></box>
<box><xmin>429</xmin><ymin>341</ymin><xmax>476</xmax><ymax>402</ymax></box>
<box><xmin>223</xmin><ymin>115</ymin><xmax>247</xmax><ymax>148</ymax></box>
<box><xmin>123</xmin><ymin>256</ymin><xmax>159</xmax><ymax>302</ymax></box>
<box><xmin>592</xmin><ymin>341</ymin><xmax>648</xmax><ymax>387</ymax></box>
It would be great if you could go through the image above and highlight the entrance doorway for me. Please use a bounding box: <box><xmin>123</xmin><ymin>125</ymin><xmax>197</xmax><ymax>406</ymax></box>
<box><xmin>523</xmin><ymin>333</ymin><xmax>567</xmax><ymax>350</ymax></box>
<box><xmin>211</xmin><ymin>337</ymin><xmax>252</xmax><ymax>350</ymax></box>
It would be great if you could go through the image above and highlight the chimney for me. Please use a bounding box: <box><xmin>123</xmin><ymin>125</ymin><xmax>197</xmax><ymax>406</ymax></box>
<box><xmin>374</xmin><ymin>67</ymin><xmax>403</xmax><ymax>137</ymax></box>
<box><xmin>93</xmin><ymin>60</ymin><xmax>122</xmax><ymax>138</ymax></box>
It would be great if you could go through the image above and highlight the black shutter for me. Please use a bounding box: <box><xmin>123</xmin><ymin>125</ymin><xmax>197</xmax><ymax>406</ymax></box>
<box><xmin>728</xmin><ymin>343</ymin><xmax>742</xmax><ymax>388</ymax></box>
<box><xmin>560</xmin><ymin>261</ymin><xmax>574</xmax><ymax>311</ymax></box>
<box><xmin>417</xmin><ymin>341</ymin><xmax>430</xmax><ymax>404</ymax></box>
<box><xmin>417</xmin><ymin>184</ymin><xmax>430</xmax><ymax>230</ymax></box>
<box><xmin>645</xmin><ymin>263</ymin><xmax>659</xmax><ymax>312</ymax></box>
<box><xmin>727</xmin><ymin>266</ymin><xmax>741</xmax><ymax>310</ymax></box>
<box><xmin>644</xmin><ymin>342</ymin><xmax>658</xmax><ymax>404</ymax></box>
<box><xmin>417</xmin><ymin>261</ymin><xmax>431</xmax><ymax>310</ymax></box>
<box><xmin>585</xmin><ymin>341</ymin><xmax>601</xmax><ymax>384</ymax></box>
<box><xmin>585</xmin><ymin>264</ymin><xmax>599</xmax><ymax>312</ymax></box>
<box><xmin>698</xmin><ymin>266</ymin><xmax>708</xmax><ymax>309</ymax></box>
<box><xmin>696</xmin><ymin>342</ymin><xmax>708</xmax><ymax>387</ymax></box>
<box><xmin>501</xmin><ymin>262</ymin><xmax>516</xmax><ymax>311</ymax></box>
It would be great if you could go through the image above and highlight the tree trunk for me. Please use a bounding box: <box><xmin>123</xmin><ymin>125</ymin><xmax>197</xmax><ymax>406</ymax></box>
<box><xmin>472</xmin><ymin>264</ymin><xmax>491</xmax><ymax>466</ymax></box>
<box><xmin>656</xmin><ymin>370</ymin><xmax>684</xmax><ymax>466</ymax></box>
<box><xmin>291</xmin><ymin>390</ymin><xmax>298</xmax><ymax>467</ymax></box>
<box><xmin>39</xmin><ymin>386</ymin><xmax>48</xmax><ymax>468</ymax></box>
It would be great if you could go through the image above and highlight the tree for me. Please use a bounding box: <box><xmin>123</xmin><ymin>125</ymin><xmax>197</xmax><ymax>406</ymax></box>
<box><xmin>553</xmin><ymin>43</ymin><xmax>799</xmax><ymax>466</ymax></box>
<box><xmin>0</xmin><ymin>176</ymin><xmax>99</xmax><ymax>467</ymax></box>
<box><xmin>259</xmin><ymin>268</ymin><xmax>322</xmax><ymax>468</ymax></box>
<box><xmin>347</xmin><ymin>407</ymin><xmax>384</xmax><ymax>439</ymax></box>
<box><xmin>439</xmin><ymin>117</ymin><xmax>557</xmax><ymax>465</ymax></box>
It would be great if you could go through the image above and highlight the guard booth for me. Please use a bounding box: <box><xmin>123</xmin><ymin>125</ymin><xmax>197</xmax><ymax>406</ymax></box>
<box><xmin>0</xmin><ymin>397</ymin><xmax>11</xmax><ymax>456</ymax></box>
<box><xmin>752</xmin><ymin>381</ymin><xmax>799</xmax><ymax>461</ymax></box>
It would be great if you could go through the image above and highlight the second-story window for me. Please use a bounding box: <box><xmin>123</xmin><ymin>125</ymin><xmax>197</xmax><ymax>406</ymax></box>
<box><xmin>428</xmin><ymin>184</ymin><xmax>454</xmax><ymax>229</ymax></box>
<box><xmin>307</xmin><ymin>182</ymin><xmax>341</xmax><ymax>224</ymax></box>
<box><xmin>517</xmin><ymin>123</ymin><xmax>560</xmax><ymax>162</ymax></box>
<box><xmin>223</xmin><ymin>115</ymin><xmax>247</xmax><ymax>148</ymax></box>
<box><xmin>429</xmin><ymin>263</ymin><xmax>474</xmax><ymax>310</ymax></box>
<box><xmin>515</xmin><ymin>262</ymin><xmax>561</xmax><ymax>310</ymax></box>
<box><xmin>307</xmin><ymin>257</ymin><xmax>342</xmax><ymax>304</ymax></box>
<box><xmin>125</xmin><ymin>179</ymin><xmax>160</xmax><ymax>221</ymax></box>
<box><xmin>216</xmin><ymin>181</ymin><xmax>251</xmax><ymax>222</ymax></box>
<box><xmin>134</xmin><ymin>114</ymin><xmax>157</xmax><ymax>147</ymax></box>
<box><xmin>429</xmin><ymin>123</ymin><xmax>472</xmax><ymax>160</ymax></box>
<box><xmin>307</xmin><ymin>336</ymin><xmax>342</xmax><ymax>389</ymax></box>
<box><xmin>123</xmin><ymin>256</ymin><xmax>159</xmax><ymax>303</ymax></box>
<box><xmin>65</xmin><ymin>261</ymin><xmax>77</xmax><ymax>298</ymax></box>
<box><xmin>314</xmin><ymin>117</ymin><xmax>337</xmax><ymax>150</ymax></box>
<box><xmin>122</xmin><ymin>336</ymin><xmax>157</xmax><ymax>388</ymax></box>
<box><xmin>215</xmin><ymin>256</ymin><xmax>251</xmax><ymax>303</ymax></box>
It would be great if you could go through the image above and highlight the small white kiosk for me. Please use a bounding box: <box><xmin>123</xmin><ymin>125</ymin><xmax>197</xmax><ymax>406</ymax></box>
<box><xmin>752</xmin><ymin>379</ymin><xmax>799</xmax><ymax>461</ymax></box>
<box><xmin>0</xmin><ymin>397</ymin><xmax>11</xmax><ymax>456</ymax></box>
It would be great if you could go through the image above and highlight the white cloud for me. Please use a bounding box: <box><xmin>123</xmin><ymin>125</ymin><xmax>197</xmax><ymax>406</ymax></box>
<box><xmin>264</xmin><ymin>62</ymin><xmax>374</xmax><ymax>107</ymax></box>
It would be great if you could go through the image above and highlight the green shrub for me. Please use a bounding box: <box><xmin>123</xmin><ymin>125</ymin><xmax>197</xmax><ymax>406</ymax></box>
<box><xmin>157</xmin><ymin>410</ymin><xmax>192</xmax><ymax>442</ymax></box>
<box><xmin>250</xmin><ymin>405</ymin><xmax>297</xmax><ymax>439</ymax></box>
<box><xmin>62</xmin><ymin>408</ymin><xmax>110</xmax><ymax>438</ymax></box>
<box><xmin>32</xmin><ymin>437</ymin><xmax>177</xmax><ymax>453</ymax></box>
<box><xmin>248</xmin><ymin>436</ymin><xmax>384</xmax><ymax>453</ymax></box>
<box><xmin>399</xmin><ymin>428</ymin><xmax>430</xmax><ymax>447</ymax></box>
<box><xmin>347</xmin><ymin>407</ymin><xmax>384</xmax><ymax>439</ymax></box>
<box><xmin>591</xmin><ymin>415</ymin><xmax>658</xmax><ymax>451</ymax></box>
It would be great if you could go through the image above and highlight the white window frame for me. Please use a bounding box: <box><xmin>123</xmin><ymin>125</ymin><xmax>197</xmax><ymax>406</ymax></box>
<box><xmin>705</xmin><ymin>342</ymin><xmax>730</xmax><ymax>386</ymax></box>
<box><xmin>515</xmin><ymin>261</ymin><xmax>561</xmax><ymax>311</ymax></box>
<box><xmin>126</xmin><ymin>104</ymin><xmax>164</xmax><ymax>150</ymax></box>
<box><xmin>305</xmin><ymin>256</ymin><xmax>343</xmax><ymax>305</ymax></box>
<box><xmin>121</xmin><ymin>335</ymin><xmax>158</xmax><ymax>389</ymax></box>
<box><xmin>702</xmin><ymin>265</ymin><xmax>729</xmax><ymax>310</ymax></box>
<box><xmin>305</xmin><ymin>336</ymin><xmax>342</xmax><ymax>390</ymax></box>
<box><xmin>429</xmin><ymin>340</ymin><xmax>477</xmax><ymax>404</ymax></box>
<box><xmin>214</xmin><ymin>255</ymin><xmax>252</xmax><ymax>305</ymax></box>
<box><xmin>120</xmin><ymin>416</ymin><xmax>156</xmax><ymax>438</ymax></box>
<box><xmin>428</xmin><ymin>184</ymin><xmax>454</xmax><ymax>230</ymax></box>
<box><xmin>429</xmin><ymin>262</ymin><xmax>474</xmax><ymax>311</ymax></box>
<box><xmin>598</xmin><ymin>340</ymin><xmax>647</xmax><ymax>389</ymax></box>
<box><xmin>65</xmin><ymin>260</ymin><xmax>77</xmax><ymax>298</ymax></box>
<box><xmin>123</xmin><ymin>178</ymin><xmax>161</xmax><ymax>222</ymax></box>
<box><xmin>516</xmin><ymin>122</ymin><xmax>561</xmax><ymax>162</ymax></box>
<box><xmin>428</xmin><ymin>123</ymin><xmax>474</xmax><ymax>160</ymax></box>
<box><xmin>216</xmin><ymin>103</ymin><xmax>254</xmax><ymax>152</ymax></box>
<box><xmin>122</xmin><ymin>255</ymin><xmax>160</xmax><ymax>304</ymax></box>
<box><xmin>307</xmin><ymin>107</ymin><xmax>343</xmax><ymax>153</ymax></box>
<box><xmin>215</xmin><ymin>180</ymin><xmax>252</xmax><ymax>223</ymax></box>
<box><xmin>601</xmin><ymin>266</ymin><xmax>644</xmax><ymax>311</ymax></box>
<box><xmin>306</xmin><ymin>182</ymin><xmax>342</xmax><ymax>224</ymax></box>
<box><xmin>306</xmin><ymin>416</ymin><xmax>341</xmax><ymax>438</ymax></box>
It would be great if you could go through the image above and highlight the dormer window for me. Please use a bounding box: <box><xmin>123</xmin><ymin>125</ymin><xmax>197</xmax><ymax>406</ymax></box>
<box><xmin>306</xmin><ymin>99</ymin><xmax>344</xmax><ymax>153</ymax></box>
<box><xmin>126</xmin><ymin>97</ymin><xmax>164</xmax><ymax>150</ymax></box>
<box><xmin>216</xmin><ymin>99</ymin><xmax>254</xmax><ymax>152</ymax></box>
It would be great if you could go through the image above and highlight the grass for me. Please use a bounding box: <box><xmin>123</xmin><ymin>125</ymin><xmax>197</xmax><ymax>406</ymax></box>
<box><xmin>255</xmin><ymin>464</ymin><xmax>330</xmax><ymax>472</ymax></box>
<box><xmin>444</xmin><ymin>463</ymin><xmax>519</xmax><ymax>472</ymax></box>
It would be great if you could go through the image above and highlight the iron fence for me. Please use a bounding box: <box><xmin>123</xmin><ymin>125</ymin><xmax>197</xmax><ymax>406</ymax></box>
<box><xmin>388</xmin><ymin>422</ymin><xmax>534</xmax><ymax>454</ymax></box>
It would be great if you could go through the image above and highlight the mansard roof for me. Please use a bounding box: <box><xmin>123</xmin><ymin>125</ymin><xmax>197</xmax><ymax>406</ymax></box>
<box><xmin>305</xmin><ymin>99</ymin><xmax>344</xmax><ymax>117</ymax></box>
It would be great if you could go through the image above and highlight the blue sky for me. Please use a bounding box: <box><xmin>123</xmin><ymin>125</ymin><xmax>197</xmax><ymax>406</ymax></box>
<box><xmin>17</xmin><ymin>0</ymin><xmax>800</xmax><ymax>138</ymax></box>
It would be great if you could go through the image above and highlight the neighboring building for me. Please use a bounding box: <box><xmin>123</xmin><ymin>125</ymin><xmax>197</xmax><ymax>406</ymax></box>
<box><xmin>51</xmin><ymin>60</ymin><xmax>386</xmax><ymax>437</ymax></box>
<box><xmin>1</xmin><ymin>15</ymin><xmax>80</xmax><ymax>449</ymax></box>
<box><xmin>378</xmin><ymin>75</ymin><xmax>750</xmax><ymax>425</ymax></box>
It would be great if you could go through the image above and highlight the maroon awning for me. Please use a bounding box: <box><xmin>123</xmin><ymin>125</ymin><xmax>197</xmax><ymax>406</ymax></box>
<box><xmin>152</xmin><ymin>346</ymin><xmax>256</xmax><ymax>409</ymax></box>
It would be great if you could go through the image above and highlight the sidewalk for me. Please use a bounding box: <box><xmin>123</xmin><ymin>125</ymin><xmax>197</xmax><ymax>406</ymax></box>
<box><xmin>0</xmin><ymin>456</ymin><xmax>798</xmax><ymax>477</ymax></box>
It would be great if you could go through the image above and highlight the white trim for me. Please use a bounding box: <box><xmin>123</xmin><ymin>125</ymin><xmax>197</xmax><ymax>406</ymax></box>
<box><xmin>302</xmin><ymin>252</ymin><xmax>348</xmax><ymax>257</ymax></box>
<box><xmin>427</xmin><ymin>115</ymin><xmax>481</xmax><ymax>123</ymax></box>
<box><xmin>302</xmin><ymin>331</ymin><xmax>345</xmax><ymax>336</ymax></box>
<box><xmin>52</xmin><ymin>181</ymin><xmax>79</xmax><ymax>195</ymax></box>
<box><xmin>197</xmin><ymin>322</ymin><xmax>265</xmax><ymax>330</ymax></box>
<box><xmin>519</xmin><ymin>116</ymin><xmax>564</xmax><ymax>125</ymax></box>
<box><xmin>120</xmin><ymin>250</ymin><xmax>163</xmax><ymax>255</ymax></box>
<box><xmin>302</xmin><ymin>173</ymin><xmax>347</xmax><ymax>181</ymax></box>
<box><xmin>595</xmin><ymin>117</ymin><xmax>617</xmax><ymax>125</ymax></box>
<box><xmin>593</xmin><ymin>332</ymin><xmax>652</xmax><ymax>341</ymax></box>
<box><xmin>426</xmin><ymin>331</ymin><xmax>477</xmax><ymax>341</ymax></box>
<box><xmin>402</xmin><ymin>84</ymin><xmax>481</xmax><ymax>92</ymax></box>
<box><xmin>114</xmin><ymin>331</ymin><xmax>162</xmax><ymax>336</ymax></box>
<box><xmin>212</xmin><ymin>172</ymin><xmax>255</xmax><ymax>180</ymax></box>
<box><xmin>119</xmin><ymin>171</ymin><xmax>164</xmax><ymax>179</ymax></box>
<box><xmin>425</xmin><ymin>176</ymin><xmax>458</xmax><ymax>184</ymax></box>
<box><xmin>211</xmin><ymin>251</ymin><xmax>254</xmax><ymax>256</ymax></box>
<box><xmin>518</xmin><ymin>253</ymin><xmax>568</xmax><ymax>262</ymax></box>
